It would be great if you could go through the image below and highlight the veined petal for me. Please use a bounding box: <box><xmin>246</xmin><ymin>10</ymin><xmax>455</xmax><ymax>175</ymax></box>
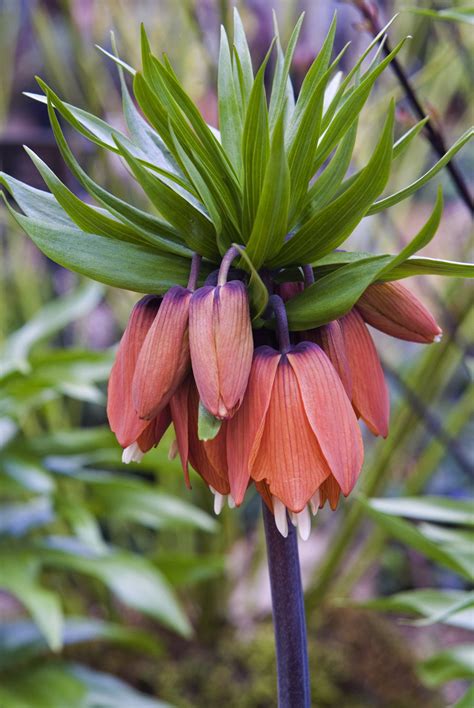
<box><xmin>133</xmin><ymin>285</ymin><xmax>191</xmax><ymax>420</ymax></box>
<box><xmin>215</xmin><ymin>281</ymin><xmax>254</xmax><ymax>417</ymax></box>
<box><xmin>107</xmin><ymin>295</ymin><xmax>160</xmax><ymax>448</ymax></box>
<box><xmin>288</xmin><ymin>342</ymin><xmax>363</xmax><ymax>496</ymax></box>
<box><xmin>189</xmin><ymin>282</ymin><xmax>253</xmax><ymax>419</ymax></box>
<box><xmin>250</xmin><ymin>355</ymin><xmax>331</xmax><ymax>512</ymax></box>
<box><xmin>340</xmin><ymin>309</ymin><xmax>390</xmax><ymax>438</ymax></box>
<box><xmin>255</xmin><ymin>480</ymin><xmax>274</xmax><ymax>512</ymax></box>
<box><xmin>187</xmin><ymin>382</ymin><xmax>230</xmax><ymax>495</ymax></box>
<box><xmin>226</xmin><ymin>347</ymin><xmax>280</xmax><ymax>504</ymax></box>
<box><xmin>318</xmin><ymin>475</ymin><xmax>341</xmax><ymax>510</ymax></box>
<box><xmin>306</xmin><ymin>320</ymin><xmax>352</xmax><ymax>397</ymax></box>
<box><xmin>137</xmin><ymin>406</ymin><xmax>172</xmax><ymax>453</ymax></box>
<box><xmin>356</xmin><ymin>281</ymin><xmax>442</xmax><ymax>343</ymax></box>
<box><xmin>203</xmin><ymin>421</ymin><xmax>228</xmax><ymax>479</ymax></box>
<box><xmin>170</xmin><ymin>377</ymin><xmax>192</xmax><ymax>488</ymax></box>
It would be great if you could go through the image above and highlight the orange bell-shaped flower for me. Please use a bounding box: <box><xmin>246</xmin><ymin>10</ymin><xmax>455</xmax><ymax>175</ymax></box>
<box><xmin>356</xmin><ymin>281</ymin><xmax>442</xmax><ymax>343</ymax></box>
<box><xmin>189</xmin><ymin>280</ymin><xmax>253</xmax><ymax>419</ymax></box>
<box><xmin>133</xmin><ymin>285</ymin><xmax>192</xmax><ymax>420</ymax></box>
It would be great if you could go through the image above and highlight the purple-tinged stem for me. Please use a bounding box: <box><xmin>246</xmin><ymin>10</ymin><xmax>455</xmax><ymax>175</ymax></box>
<box><xmin>269</xmin><ymin>294</ymin><xmax>291</xmax><ymax>353</ymax></box>
<box><xmin>187</xmin><ymin>253</ymin><xmax>202</xmax><ymax>291</ymax></box>
<box><xmin>217</xmin><ymin>245</ymin><xmax>241</xmax><ymax>286</ymax></box>
<box><xmin>263</xmin><ymin>501</ymin><xmax>311</xmax><ymax>708</ymax></box>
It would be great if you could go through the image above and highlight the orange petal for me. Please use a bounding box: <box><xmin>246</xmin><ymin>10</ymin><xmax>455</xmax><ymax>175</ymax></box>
<box><xmin>107</xmin><ymin>295</ymin><xmax>160</xmax><ymax>447</ymax></box>
<box><xmin>187</xmin><ymin>382</ymin><xmax>230</xmax><ymax>495</ymax></box>
<box><xmin>189</xmin><ymin>282</ymin><xmax>253</xmax><ymax>419</ymax></box>
<box><xmin>250</xmin><ymin>355</ymin><xmax>331</xmax><ymax>513</ymax></box>
<box><xmin>133</xmin><ymin>285</ymin><xmax>191</xmax><ymax>420</ymax></box>
<box><xmin>318</xmin><ymin>475</ymin><xmax>341</xmax><ymax>510</ymax></box>
<box><xmin>137</xmin><ymin>406</ymin><xmax>172</xmax><ymax>453</ymax></box>
<box><xmin>356</xmin><ymin>281</ymin><xmax>442</xmax><ymax>343</ymax></box>
<box><xmin>288</xmin><ymin>342</ymin><xmax>363</xmax><ymax>496</ymax></box>
<box><xmin>226</xmin><ymin>346</ymin><xmax>280</xmax><ymax>505</ymax></box>
<box><xmin>203</xmin><ymin>422</ymin><xmax>228</xmax><ymax>480</ymax></box>
<box><xmin>340</xmin><ymin>309</ymin><xmax>390</xmax><ymax>437</ymax></box>
<box><xmin>170</xmin><ymin>377</ymin><xmax>192</xmax><ymax>488</ymax></box>
<box><xmin>255</xmin><ymin>480</ymin><xmax>274</xmax><ymax>513</ymax></box>
<box><xmin>305</xmin><ymin>320</ymin><xmax>352</xmax><ymax>397</ymax></box>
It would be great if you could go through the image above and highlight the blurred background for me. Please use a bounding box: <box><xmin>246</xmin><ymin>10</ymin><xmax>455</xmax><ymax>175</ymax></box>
<box><xmin>0</xmin><ymin>1</ymin><xmax>472</xmax><ymax>706</ymax></box>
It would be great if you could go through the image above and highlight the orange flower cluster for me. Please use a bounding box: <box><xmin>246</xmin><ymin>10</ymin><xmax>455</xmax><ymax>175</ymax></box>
<box><xmin>108</xmin><ymin>265</ymin><xmax>441</xmax><ymax>540</ymax></box>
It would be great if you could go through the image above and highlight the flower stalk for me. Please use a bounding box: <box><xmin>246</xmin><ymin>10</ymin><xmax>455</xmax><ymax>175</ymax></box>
<box><xmin>263</xmin><ymin>501</ymin><xmax>311</xmax><ymax>708</ymax></box>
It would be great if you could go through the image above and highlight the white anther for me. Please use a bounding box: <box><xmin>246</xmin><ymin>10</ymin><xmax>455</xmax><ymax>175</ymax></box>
<box><xmin>295</xmin><ymin>506</ymin><xmax>312</xmax><ymax>541</ymax></box>
<box><xmin>433</xmin><ymin>333</ymin><xmax>443</xmax><ymax>343</ymax></box>
<box><xmin>289</xmin><ymin>512</ymin><xmax>298</xmax><ymax>527</ymax></box>
<box><xmin>310</xmin><ymin>491</ymin><xmax>320</xmax><ymax>516</ymax></box>
<box><xmin>168</xmin><ymin>438</ymin><xmax>178</xmax><ymax>460</ymax></box>
<box><xmin>272</xmin><ymin>496</ymin><xmax>288</xmax><ymax>538</ymax></box>
<box><xmin>209</xmin><ymin>486</ymin><xmax>225</xmax><ymax>515</ymax></box>
<box><xmin>122</xmin><ymin>442</ymin><xmax>144</xmax><ymax>464</ymax></box>
<box><xmin>227</xmin><ymin>495</ymin><xmax>236</xmax><ymax>509</ymax></box>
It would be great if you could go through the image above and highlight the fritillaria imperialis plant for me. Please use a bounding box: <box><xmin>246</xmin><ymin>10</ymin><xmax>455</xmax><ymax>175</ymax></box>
<box><xmin>2</xmin><ymin>10</ymin><xmax>472</xmax><ymax>706</ymax></box>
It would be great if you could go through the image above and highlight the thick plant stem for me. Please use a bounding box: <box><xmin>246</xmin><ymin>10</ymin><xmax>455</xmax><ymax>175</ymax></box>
<box><xmin>262</xmin><ymin>501</ymin><xmax>311</xmax><ymax>708</ymax></box>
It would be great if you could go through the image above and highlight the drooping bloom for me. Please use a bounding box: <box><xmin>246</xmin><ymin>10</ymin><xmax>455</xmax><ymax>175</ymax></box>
<box><xmin>170</xmin><ymin>377</ymin><xmax>231</xmax><ymax>512</ymax></box>
<box><xmin>227</xmin><ymin>342</ymin><xmax>364</xmax><ymax>538</ymax></box>
<box><xmin>133</xmin><ymin>285</ymin><xmax>192</xmax><ymax>420</ymax></box>
<box><xmin>107</xmin><ymin>295</ymin><xmax>172</xmax><ymax>462</ymax></box>
<box><xmin>356</xmin><ymin>281</ymin><xmax>442</xmax><ymax>343</ymax></box>
<box><xmin>189</xmin><ymin>281</ymin><xmax>253</xmax><ymax>419</ymax></box>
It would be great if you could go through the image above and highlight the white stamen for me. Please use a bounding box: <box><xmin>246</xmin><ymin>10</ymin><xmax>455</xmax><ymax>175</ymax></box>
<box><xmin>209</xmin><ymin>486</ymin><xmax>225</xmax><ymax>515</ymax></box>
<box><xmin>168</xmin><ymin>438</ymin><xmax>178</xmax><ymax>460</ymax></box>
<box><xmin>122</xmin><ymin>442</ymin><xmax>144</xmax><ymax>464</ymax></box>
<box><xmin>433</xmin><ymin>333</ymin><xmax>443</xmax><ymax>343</ymax></box>
<box><xmin>272</xmin><ymin>496</ymin><xmax>288</xmax><ymax>538</ymax></box>
<box><xmin>310</xmin><ymin>491</ymin><xmax>320</xmax><ymax>516</ymax></box>
<box><xmin>227</xmin><ymin>494</ymin><xmax>236</xmax><ymax>509</ymax></box>
<box><xmin>289</xmin><ymin>512</ymin><xmax>298</xmax><ymax>527</ymax></box>
<box><xmin>295</xmin><ymin>506</ymin><xmax>312</xmax><ymax>541</ymax></box>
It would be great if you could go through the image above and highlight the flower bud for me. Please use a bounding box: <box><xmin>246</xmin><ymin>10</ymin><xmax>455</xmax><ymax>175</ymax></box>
<box><xmin>189</xmin><ymin>281</ymin><xmax>253</xmax><ymax>419</ymax></box>
<box><xmin>133</xmin><ymin>285</ymin><xmax>192</xmax><ymax>420</ymax></box>
<box><xmin>356</xmin><ymin>281</ymin><xmax>442</xmax><ymax>343</ymax></box>
<box><xmin>107</xmin><ymin>295</ymin><xmax>161</xmax><ymax>448</ymax></box>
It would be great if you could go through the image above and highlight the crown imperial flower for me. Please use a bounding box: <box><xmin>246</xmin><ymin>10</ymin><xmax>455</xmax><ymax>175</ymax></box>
<box><xmin>3</xmin><ymin>10</ymin><xmax>471</xmax><ymax>540</ymax></box>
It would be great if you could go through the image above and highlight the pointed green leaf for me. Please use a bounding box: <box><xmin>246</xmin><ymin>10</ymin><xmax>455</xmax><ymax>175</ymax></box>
<box><xmin>386</xmin><ymin>257</ymin><xmax>474</xmax><ymax>280</ymax></box>
<box><xmin>368</xmin><ymin>128</ymin><xmax>473</xmax><ymax>213</ymax></box>
<box><xmin>271</xmin><ymin>102</ymin><xmax>394</xmax><ymax>267</ymax></box>
<box><xmin>218</xmin><ymin>26</ymin><xmax>243</xmax><ymax>175</ymax></box>
<box><xmin>3</xmin><ymin>197</ymin><xmax>201</xmax><ymax>294</ymax></box>
<box><xmin>232</xmin><ymin>8</ymin><xmax>254</xmax><ymax>103</ymax></box>
<box><xmin>198</xmin><ymin>402</ymin><xmax>222</xmax><ymax>441</ymax></box>
<box><xmin>285</xmin><ymin>255</ymin><xmax>391</xmax><ymax>330</ymax></box>
<box><xmin>246</xmin><ymin>112</ymin><xmax>290</xmax><ymax>268</ymax></box>
<box><xmin>233</xmin><ymin>244</ymin><xmax>268</xmax><ymax>321</ymax></box>
<box><xmin>268</xmin><ymin>12</ymin><xmax>303</xmax><ymax>131</ymax></box>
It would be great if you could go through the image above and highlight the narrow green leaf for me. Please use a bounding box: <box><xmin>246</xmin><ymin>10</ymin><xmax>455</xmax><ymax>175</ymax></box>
<box><xmin>0</xmin><ymin>172</ymin><xmax>74</xmax><ymax>227</ymax></box>
<box><xmin>233</xmin><ymin>244</ymin><xmax>268</xmax><ymax>321</ymax></box>
<box><xmin>241</xmin><ymin>46</ymin><xmax>273</xmax><ymax>240</ymax></box>
<box><xmin>114</xmin><ymin>138</ymin><xmax>219</xmax><ymax>259</ymax></box>
<box><xmin>368</xmin><ymin>128</ymin><xmax>473</xmax><ymax>214</ymax></box>
<box><xmin>359</xmin><ymin>497</ymin><xmax>472</xmax><ymax>579</ymax></box>
<box><xmin>285</xmin><ymin>255</ymin><xmax>391</xmax><ymax>330</ymax></box>
<box><xmin>386</xmin><ymin>257</ymin><xmax>474</xmax><ymax>280</ymax></box>
<box><xmin>218</xmin><ymin>26</ymin><xmax>243</xmax><ymax>175</ymax></box>
<box><xmin>291</xmin><ymin>13</ymin><xmax>337</xmax><ymax>130</ymax></box>
<box><xmin>271</xmin><ymin>102</ymin><xmax>395</xmax><ymax>267</ymax></box>
<box><xmin>393</xmin><ymin>117</ymin><xmax>429</xmax><ymax>159</ymax></box>
<box><xmin>43</xmin><ymin>101</ymin><xmax>191</xmax><ymax>256</ymax></box>
<box><xmin>232</xmin><ymin>8</ymin><xmax>254</xmax><ymax>104</ymax></box>
<box><xmin>197</xmin><ymin>402</ymin><xmax>222</xmax><ymax>441</ymax></box>
<box><xmin>380</xmin><ymin>188</ymin><xmax>443</xmax><ymax>276</ymax></box>
<box><xmin>24</xmin><ymin>147</ymin><xmax>152</xmax><ymax>246</ymax></box>
<box><xmin>368</xmin><ymin>496</ymin><xmax>474</xmax><ymax>527</ymax></box>
<box><xmin>246</xmin><ymin>111</ymin><xmax>290</xmax><ymax>268</ymax></box>
<box><xmin>313</xmin><ymin>38</ymin><xmax>407</xmax><ymax>171</ymax></box>
<box><xmin>268</xmin><ymin>12</ymin><xmax>304</xmax><ymax>131</ymax></box>
<box><xmin>304</xmin><ymin>119</ymin><xmax>358</xmax><ymax>215</ymax></box>
<box><xmin>3</xmin><ymin>197</ymin><xmax>201</xmax><ymax>294</ymax></box>
<box><xmin>403</xmin><ymin>6</ymin><xmax>474</xmax><ymax>26</ymax></box>
<box><xmin>95</xmin><ymin>43</ymin><xmax>136</xmax><ymax>75</ymax></box>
